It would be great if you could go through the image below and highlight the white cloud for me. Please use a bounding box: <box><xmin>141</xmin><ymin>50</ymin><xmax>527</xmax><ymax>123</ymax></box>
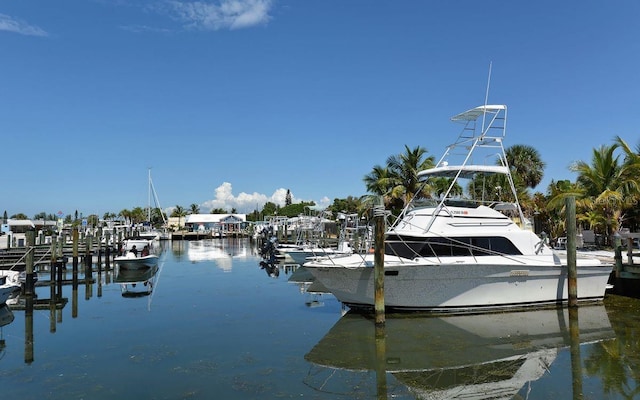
<box><xmin>0</xmin><ymin>14</ymin><xmax>48</xmax><ymax>37</ymax></box>
<box><xmin>200</xmin><ymin>182</ymin><xmax>293</xmax><ymax>213</ymax></box>
<box><xmin>165</xmin><ymin>0</ymin><xmax>272</xmax><ymax>31</ymax></box>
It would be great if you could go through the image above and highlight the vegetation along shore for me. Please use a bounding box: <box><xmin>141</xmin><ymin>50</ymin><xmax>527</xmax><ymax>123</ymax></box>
<box><xmin>4</xmin><ymin>135</ymin><xmax>640</xmax><ymax>247</ymax></box>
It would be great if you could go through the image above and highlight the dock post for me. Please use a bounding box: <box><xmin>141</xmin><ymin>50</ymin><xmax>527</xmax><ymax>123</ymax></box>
<box><xmin>50</xmin><ymin>235</ymin><xmax>57</xmax><ymax>285</ymax></box>
<box><xmin>613</xmin><ymin>233</ymin><xmax>622</xmax><ymax>279</ymax></box>
<box><xmin>72</xmin><ymin>227</ymin><xmax>79</xmax><ymax>275</ymax></box>
<box><xmin>565</xmin><ymin>196</ymin><xmax>578</xmax><ymax>307</ymax></box>
<box><xmin>85</xmin><ymin>234</ymin><xmax>93</xmax><ymax>279</ymax></box>
<box><xmin>105</xmin><ymin>232</ymin><xmax>111</xmax><ymax>270</ymax></box>
<box><xmin>373</xmin><ymin>202</ymin><xmax>385</xmax><ymax>326</ymax></box>
<box><xmin>627</xmin><ymin>237</ymin><xmax>634</xmax><ymax>266</ymax></box>
<box><xmin>24</xmin><ymin>229</ymin><xmax>36</xmax><ymax>296</ymax></box>
<box><xmin>97</xmin><ymin>227</ymin><xmax>103</xmax><ymax>273</ymax></box>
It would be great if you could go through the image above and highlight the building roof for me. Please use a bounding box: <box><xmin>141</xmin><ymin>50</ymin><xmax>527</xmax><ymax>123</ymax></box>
<box><xmin>185</xmin><ymin>214</ymin><xmax>247</xmax><ymax>224</ymax></box>
<box><xmin>6</xmin><ymin>219</ymin><xmax>36</xmax><ymax>227</ymax></box>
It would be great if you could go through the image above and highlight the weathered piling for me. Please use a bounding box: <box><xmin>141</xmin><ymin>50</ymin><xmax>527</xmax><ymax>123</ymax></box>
<box><xmin>24</xmin><ymin>229</ymin><xmax>35</xmax><ymax>296</ymax></box>
<box><xmin>85</xmin><ymin>234</ymin><xmax>93</xmax><ymax>279</ymax></box>
<box><xmin>374</xmin><ymin>204</ymin><xmax>385</xmax><ymax>326</ymax></box>
<box><xmin>105</xmin><ymin>232</ymin><xmax>112</xmax><ymax>270</ymax></box>
<box><xmin>565</xmin><ymin>196</ymin><xmax>578</xmax><ymax>307</ymax></box>
<box><xmin>72</xmin><ymin>227</ymin><xmax>79</xmax><ymax>275</ymax></box>
<box><xmin>50</xmin><ymin>235</ymin><xmax>57</xmax><ymax>285</ymax></box>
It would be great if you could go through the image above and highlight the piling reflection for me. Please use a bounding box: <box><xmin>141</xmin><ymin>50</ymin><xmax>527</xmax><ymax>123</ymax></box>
<box><xmin>305</xmin><ymin>306</ymin><xmax>615</xmax><ymax>399</ymax></box>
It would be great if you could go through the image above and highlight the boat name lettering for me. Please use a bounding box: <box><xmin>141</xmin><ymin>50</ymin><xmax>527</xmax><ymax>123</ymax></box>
<box><xmin>510</xmin><ymin>270</ymin><xmax>530</xmax><ymax>277</ymax></box>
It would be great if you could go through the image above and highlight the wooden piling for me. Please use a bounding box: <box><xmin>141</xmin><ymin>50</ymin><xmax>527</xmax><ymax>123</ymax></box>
<box><xmin>565</xmin><ymin>196</ymin><xmax>578</xmax><ymax>307</ymax></box>
<box><xmin>374</xmin><ymin>204</ymin><xmax>385</xmax><ymax>325</ymax></box>
<box><xmin>72</xmin><ymin>227</ymin><xmax>79</xmax><ymax>273</ymax></box>
<box><xmin>50</xmin><ymin>235</ymin><xmax>57</xmax><ymax>285</ymax></box>
<box><xmin>24</xmin><ymin>229</ymin><xmax>35</xmax><ymax>296</ymax></box>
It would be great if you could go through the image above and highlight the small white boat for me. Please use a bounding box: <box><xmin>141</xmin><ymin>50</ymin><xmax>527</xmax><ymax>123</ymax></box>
<box><xmin>122</xmin><ymin>238</ymin><xmax>154</xmax><ymax>251</ymax></box>
<box><xmin>304</xmin><ymin>104</ymin><xmax>613</xmax><ymax>313</ymax></box>
<box><xmin>114</xmin><ymin>252</ymin><xmax>159</xmax><ymax>269</ymax></box>
<box><xmin>0</xmin><ymin>273</ymin><xmax>20</xmax><ymax>305</ymax></box>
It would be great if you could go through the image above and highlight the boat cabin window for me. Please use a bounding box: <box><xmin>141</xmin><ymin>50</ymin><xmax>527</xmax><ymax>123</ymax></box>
<box><xmin>385</xmin><ymin>235</ymin><xmax>522</xmax><ymax>258</ymax></box>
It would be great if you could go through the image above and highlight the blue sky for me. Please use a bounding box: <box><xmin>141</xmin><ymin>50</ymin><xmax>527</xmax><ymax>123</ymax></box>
<box><xmin>2</xmin><ymin>1</ymin><xmax>639</xmax><ymax>219</ymax></box>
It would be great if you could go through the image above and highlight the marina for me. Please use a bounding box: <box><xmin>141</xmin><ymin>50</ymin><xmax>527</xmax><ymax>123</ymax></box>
<box><xmin>0</xmin><ymin>238</ymin><xmax>639</xmax><ymax>399</ymax></box>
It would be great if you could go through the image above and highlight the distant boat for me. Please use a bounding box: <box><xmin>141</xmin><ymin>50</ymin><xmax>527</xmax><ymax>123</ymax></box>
<box><xmin>304</xmin><ymin>104</ymin><xmax>613</xmax><ymax>313</ymax></box>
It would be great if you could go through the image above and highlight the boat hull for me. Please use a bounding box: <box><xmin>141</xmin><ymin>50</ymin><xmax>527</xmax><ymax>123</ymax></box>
<box><xmin>305</xmin><ymin>257</ymin><xmax>612</xmax><ymax>313</ymax></box>
<box><xmin>0</xmin><ymin>284</ymin><xmax>19</xmax><ymax>305</ymax></box>
<box><xmin>114</xmin><ymin>255</ymin><xmax>159</xmax><ymax>270</ymax></box>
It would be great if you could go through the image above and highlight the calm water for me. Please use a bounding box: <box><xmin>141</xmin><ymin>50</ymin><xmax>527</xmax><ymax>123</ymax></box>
<box><xmin>1</xmin><ymin>238</ymin><xmax>639</xmax><ymax>399</ymax></box>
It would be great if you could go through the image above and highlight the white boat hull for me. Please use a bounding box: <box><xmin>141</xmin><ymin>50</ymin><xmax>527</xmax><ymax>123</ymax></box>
<box><xmin>0</xmin><ymin>284</ymin><xmax>19</xmax><ymax>305</ymax></box>
<box><xmin>305</xmin><ymin>255</ymin><xmax>612</xmax><ymax>312</ymax></box>
<box><xmin>114</xmin><ymin>254</ymin><xmax>159</xmax><ymax>270</ymax></box>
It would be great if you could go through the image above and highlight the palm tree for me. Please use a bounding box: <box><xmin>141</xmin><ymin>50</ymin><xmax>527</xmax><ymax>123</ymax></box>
<box><xmin>189</xmin><ymin>203</ymin><xmax>200</xmax><ymax>215</ymax></box>
<box><xmin>568</xmin><ymin>141</ymin><xmax>640</xmax><ymax>244</ymax></box>
<box><xmin>363</xmin><ymin>165</ymin><xmax>401</xmax><ymax>210</ymax></box>
<box><xmin>171</xmin><ymin>205</ymin><xmax>187</xmax><ymax>230</ymax></box>
<box><xmin>505</xmin><ymin>144</ymin><xmax>546</xmax><ymax>188</ymax></box>
<box><xmin>386</xmin><ymin>145</ymin><xmax>435</xmax><ymax>206</ymax></box>
<box><xmin>364</xmin><ymin>145</ymin><xmax>435</xmax><ymax>213</ymax></box>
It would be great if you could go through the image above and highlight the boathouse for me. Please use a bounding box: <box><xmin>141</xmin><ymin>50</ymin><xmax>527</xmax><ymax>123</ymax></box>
<box><xmin>184</xmin><ymin>214</ymin><xmax>248</xmax><ymax>235</ymax></box>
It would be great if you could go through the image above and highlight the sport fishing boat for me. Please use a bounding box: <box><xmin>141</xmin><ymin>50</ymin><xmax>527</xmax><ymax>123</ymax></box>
<box><xmin>304</xmin><ymin>104</ymin><xmax>613</xmax><ymax>313</ymax></box>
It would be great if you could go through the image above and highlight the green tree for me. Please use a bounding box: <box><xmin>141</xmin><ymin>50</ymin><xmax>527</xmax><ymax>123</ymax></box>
<box><xmin>566</xmin><ymin>140</ymin><xmax>640</xmax><ymax>244</ymax></box>
<box><xmin>262</xmin><ymin>202</ymin><xmax>278</xmax><ymax>216</ymax></box>
<box><xmin>364</xmin><ymin>145</ymin><xmax>435</xmax><ymax>213</ymax></box>
<box><xmin>505</xmin><ymin>144</ymin><xmax>546</xmax><ymax>188</ymax></box>
<box><xmin>189</xmin><ymin>203</ymin><xmax>200</xmax><ymax>214</ymax></box>
<box><xmin>171</xmin><ymin>205</ymin><xmax>187</xmax><ymax>230</ymax></box>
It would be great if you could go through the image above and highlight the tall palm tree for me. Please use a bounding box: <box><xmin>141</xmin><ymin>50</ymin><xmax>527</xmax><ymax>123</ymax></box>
<box><xmin>189</xmin><ymin>203</ymin><xmax>200</xmax><ymax>215</ymax></box>
<box><xmin>363</xmin><ymin>165</ymin><xmax>400</xmax><ymax>210</ymax></box>
<box><xmin>568</xmin><ymin>141</ymin><xmax>640</xmax><ymax>244</ymax></box>
<box><xmin>505</xmin><ymin>144</ymin><xmax>545</xmax><ymax>188</ymax></box>
<box><xmin>364</xmin><ymin>145</ymin><xmax>435</xmax><ymax>213</ymax></box>
<box><xmin>385</xmin><ymin>145</ymin><xmax>435</xmax><ymax>207</ymax></box>
<box><xmin>171</xmin><ymin>205</ymin><xmax>187</xmax><ymax>230</ymax></box>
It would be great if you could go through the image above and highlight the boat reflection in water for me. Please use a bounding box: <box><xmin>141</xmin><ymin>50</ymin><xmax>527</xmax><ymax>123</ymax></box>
<box><xmin>0</xmin><ymin>304</ymin><xmax>15</xmax><ymax>360</ymax></box>
<box><xmin>287</xmin><ymin>266</ymin><xmax>331</xmax><ymax>308</ymax></box>
<box><xmin>115</xmin><ymin>265</ymin><xmax>159</xmax><ymax>298</ymax></box>
<box><xmin>305</xmin><ymin>305</ymin><xmax>614</xmax><ymax>399</ymax></box>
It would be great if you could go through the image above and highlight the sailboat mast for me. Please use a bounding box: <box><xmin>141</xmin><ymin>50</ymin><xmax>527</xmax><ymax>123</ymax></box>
<box><xmin>148</xmin><ymin>168</ymin><xmax>152</xmax><ymax>222</ymax></box>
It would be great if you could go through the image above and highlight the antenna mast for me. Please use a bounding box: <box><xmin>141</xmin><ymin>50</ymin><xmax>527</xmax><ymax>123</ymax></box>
<box><xmin>481</xmin><ymin>62</ymin><xmax>493</xmax><ymax>135</ymax></box>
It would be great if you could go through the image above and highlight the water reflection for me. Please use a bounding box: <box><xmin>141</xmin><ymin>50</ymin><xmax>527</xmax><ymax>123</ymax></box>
<box><xmin>186</xmin><ymin>239</ymin><xmax>252</xmax><ymax>271</ymax></box>
<box><xmin>0</xmin><ymin>304</ymin><xmax>15</xmax><ymax>361</ymax></box>
<box><xmin>305</xmin><ymin>305</ymin><xmax>615</xmax><ymax>399</ymax></box>
<box><xmin>287</xmin><ymin>266</ymin><xmax>331</xmax><ymax>308</ymax></box>
<box><xmin>114</xmin><ymin>265</ymin><xmax>159</xmax><ymax>298</ymax></box>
